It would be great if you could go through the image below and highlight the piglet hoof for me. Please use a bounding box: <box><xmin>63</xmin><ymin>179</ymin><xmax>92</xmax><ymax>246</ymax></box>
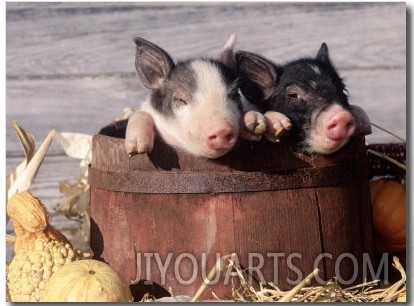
<box><xmin>264</xmin><ymin>111</ymin><xmax>292</xmax><ymax>142</ymax></box>
<box><xmin>125</xmin><ymin>135</ymin><xmax>154</xmax><ymax>156</ymax></box>
<box><xmin>240</xmin><ymin>111</ymin><xmax>267</xmax><ymax>141</ymax></box>
<box><xmin>125</xmin><ymin>140</ymin><xmax>154</xmax><ymax>157</ymax></box>
<box><xmin>124</xmin><ymin>111</ymin><xmax>156</xmax><ymax>156</ymax></box>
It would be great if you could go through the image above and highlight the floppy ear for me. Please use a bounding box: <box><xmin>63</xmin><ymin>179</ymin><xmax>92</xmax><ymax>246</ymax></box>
<box><xmin>349</xmin><ymin>104</ymin><xmax>372</xmax><ymax>136</ymax></box>
<box><xmin>316</xmin><ymin>42</ymin><xmax>331</xmax><ymax>64</ymax></box>
<box><xmin>236</xmin><ymin>51</ymin><xmax>278</xmax><ymax>103</ymax></box>
<box><xmin>134</xmin><ymin>37</ymin><xmax>175</xmax><ymax>89</ymax></box>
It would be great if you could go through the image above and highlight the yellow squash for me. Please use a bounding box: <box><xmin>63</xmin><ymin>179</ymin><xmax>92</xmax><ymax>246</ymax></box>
<box><xmin>42</xmin><ymin>259</ymin><xmax>134</xmax><ymax>302</ymax></box>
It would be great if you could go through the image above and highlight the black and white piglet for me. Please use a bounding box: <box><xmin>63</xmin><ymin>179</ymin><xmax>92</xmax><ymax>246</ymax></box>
<box><xmin>125</xmin><ymin>34</ymin><xmax>270</xmax><ymax>158</ymax></box>
<box><xmin>236</xmin><ymin>43</ymin><xmax>371</xmax><ymax>154</ymax></box>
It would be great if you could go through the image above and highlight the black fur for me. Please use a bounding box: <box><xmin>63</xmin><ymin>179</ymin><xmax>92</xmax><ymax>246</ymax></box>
<box><xmin>236</xmin><ymin>43</ymin><xmax>349</xmax><ymax>142</ymax></box>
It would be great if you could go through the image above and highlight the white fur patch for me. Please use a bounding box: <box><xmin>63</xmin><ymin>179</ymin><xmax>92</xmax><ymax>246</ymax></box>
<box><xmin>308</xmin><ymin>63</ymin><xmax>321</xmax><ymax>75</ymax></box>
<box><xmin>305</xmin><ymin>133</ymin><xmax>349</xmax><ymax>154</ymax></box>
<box><xmin>140</xmin><ymin>60</ymin><xmax>241</xmax><ymax>158</ymax></box>
<box><xmin>191</xmin><ymin>60</ymin><xmax>228</xmax><ymax>109</ymax></box>
<box><xmin>309</xmin><ymin>80</ymin><xmax>318</xmax><ymax>89</ymax></box>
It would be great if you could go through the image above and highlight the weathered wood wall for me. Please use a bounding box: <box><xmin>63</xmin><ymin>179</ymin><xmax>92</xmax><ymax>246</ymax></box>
<box><xmin>6</xmin><ymin>2</ymin><xmax>406</xmax><ymax>256</ymax></box>
<box><xmin>6</xmin><ymin>2</ymin><xmax>406</xmax><ymax>154</ymax></box>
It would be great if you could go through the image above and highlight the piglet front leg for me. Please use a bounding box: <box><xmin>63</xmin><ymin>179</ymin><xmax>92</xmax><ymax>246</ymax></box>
<box><xmin>263</xmin><ymin>111</ymin><xmax>292</xmax><ymax>142</ymax></box>
<box><xmin>240</xmin><ymin>110</ymin><xmax>267</xmax><ymax>141</ymax></box>
<box><xmin>125</xmin><ymin>111</ymin><xmax>156</xmax><ymax>156</ymax></box>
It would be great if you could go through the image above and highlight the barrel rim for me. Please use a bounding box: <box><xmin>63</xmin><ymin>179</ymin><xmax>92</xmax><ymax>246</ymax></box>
<box><xmin>88</xmin><ymin>159</ymin><xmax>369</xmax><ymax>193</ymax></box>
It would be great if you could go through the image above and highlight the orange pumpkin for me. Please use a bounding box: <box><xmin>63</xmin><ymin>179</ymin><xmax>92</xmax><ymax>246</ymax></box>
<box><xmin>370</xmin><ymin>178</ymin><xmax>406</xmax><ymax>253</ymax></box>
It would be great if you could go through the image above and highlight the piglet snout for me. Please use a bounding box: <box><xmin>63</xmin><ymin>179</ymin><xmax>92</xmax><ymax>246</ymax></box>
<box><xmin>206</xmin><ymin>125</ymin><xmax>238</xmax><ymax>150</ymax></box>
<box><xmin>325</xmin><ymin>111</ymin><xmax>356</xmax><ymax>141</ymax></box>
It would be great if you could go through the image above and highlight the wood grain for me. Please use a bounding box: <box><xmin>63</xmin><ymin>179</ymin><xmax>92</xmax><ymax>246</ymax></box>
<box><xmin>6</xmin><ymin>2</ymin><xmax>406</xmax><ymax>155</ymax></box>
<box><xmin>89</xmin><ymin>132</ymin><xmax>374</xmax><ymax>299</ymax></box>
<box><xmin>6</xmin><ymin>2</ymin><xmax>405</xmax><ymax>76</ymax></box>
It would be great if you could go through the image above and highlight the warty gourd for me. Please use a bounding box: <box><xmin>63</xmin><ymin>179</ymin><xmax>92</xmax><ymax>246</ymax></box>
<box><xmin>6</xmin><ymin>191</ymin><xmax>83</xmax><ymax>302</ymax></box>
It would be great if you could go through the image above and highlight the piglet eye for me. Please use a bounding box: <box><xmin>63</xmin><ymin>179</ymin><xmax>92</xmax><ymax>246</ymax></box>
<box><xmin>173</xmin><ymin>95</ymin><xmax>188</xmax><ymax>107</ymax></box>
<box><xmin>177</xmin><ymin>98</ymin><xmax>187</xmax><ymax>105</ymax></box>
<box><xmin>288</xmin><ymin>93</ymin><xmax>300</xmax><ymax>99</ymax></box>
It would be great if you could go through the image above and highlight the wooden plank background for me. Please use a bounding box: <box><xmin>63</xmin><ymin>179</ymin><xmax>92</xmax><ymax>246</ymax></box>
<box><xmin>5</xmin><ymin>2</ymin><xmax>406</xmax><ymax>258</ymax></box>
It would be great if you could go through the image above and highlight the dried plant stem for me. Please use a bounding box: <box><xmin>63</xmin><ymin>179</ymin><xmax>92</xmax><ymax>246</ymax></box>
<box><xmin>367</xmin><ymin>148</ymin><xmax>406</xmax><ymax>171</ymax></box>
<box><xmin>371</xmin><ymin>123</ymin><xmax>405</xmax><ymax>142</ymax></box>
<box><xmin>278</xmin><ymin>268</ymin><xmax>320</xmax><ymax>302</ymax></box>
<box><xmin>344</xmin><ymin>279</ymin><xmax>380</xmax><ymax>291</ymax></box>
<box><xmin>191</xmin><ymin>254</ymin><xmax>233</xmax><ymax>302</ymax></box>
<box><xmin>367</xmin><ymin>149</ymin><xmax>406</xmax><ymax>171</ymax></box>
<box><xmin>382</xmin><ymin>257</ymin><xmax>406</xmax><ymax>302</ymax></box>
<box><xmin>7</xmin><ymin>129</ymin><xmax>55</xmax><ymax>201</ymax></box>
<box><xmin>306</xmin><ymin>288</ymin><xmax>324</xmax><ymax>302</ymax></box>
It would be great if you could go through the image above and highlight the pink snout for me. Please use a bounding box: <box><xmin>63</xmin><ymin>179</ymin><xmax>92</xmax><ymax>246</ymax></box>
<box><xmin>206</xmin><ymin>124</ymin><xmax>238</xmax><ymax>151</ymax></box>
<box><xmin>325</xmin><ymin>111</ymin><xmax>356</xmax><ymax>141</ymax></box>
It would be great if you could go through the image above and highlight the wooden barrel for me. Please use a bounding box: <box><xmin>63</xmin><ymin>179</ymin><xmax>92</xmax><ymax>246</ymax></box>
<box><xmin>89</xmin><ymin>123</ymin><xmax>376</xmax><ymax>301</ymax></box>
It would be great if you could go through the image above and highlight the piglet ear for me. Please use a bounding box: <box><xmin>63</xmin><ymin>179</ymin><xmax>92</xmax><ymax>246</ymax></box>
<box><xmin>316</xmin><ymin>42</ymin><xmax>331</xmax><ymax>64</ymax></box>
<box><xmin>134</xmin><ymin>37</ymin><xmax>175</xmax><ymax>89</ymax></box>
<box><xmin>349</xmin><ymin>104</ymin><xmax>372</xmax><ymax>136</ymax></box>
<box><xmin>236</xmin><ymin>51</ymin><xmax>278</xmax><ymax>103</ymax></box>
<box><xmin>218</xmin><ymin>33</ymin><xmax>237</xmax><ymax>72</ymax></box>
